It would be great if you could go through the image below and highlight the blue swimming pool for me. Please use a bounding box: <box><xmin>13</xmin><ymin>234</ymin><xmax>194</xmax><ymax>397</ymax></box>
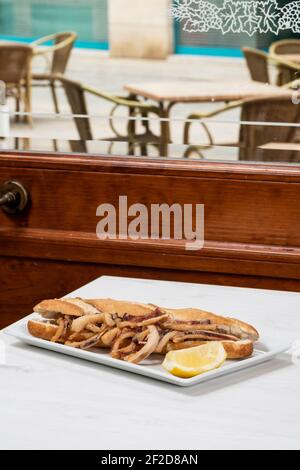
<box><xmin>0</xmin><ymin>0</ymin><xmax>109</xmax><ymax>49</ymax></box>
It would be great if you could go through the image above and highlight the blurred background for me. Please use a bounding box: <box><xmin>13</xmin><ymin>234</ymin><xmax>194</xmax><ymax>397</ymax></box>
<box><xmin>0</xmin><ymin>0</ymin><xmax>296</xmax><ymax>56</ymax></box>
<box><xmin>0</xmin><ymin>0</ymin><xmax>299</xmax><ymax>162</ymax></box>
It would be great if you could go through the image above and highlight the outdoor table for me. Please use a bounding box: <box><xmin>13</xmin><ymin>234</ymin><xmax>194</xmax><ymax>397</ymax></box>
<box><xmin>124</xmin><ymin>80</ymin><xmax>292</xmax><ymax>156</ymax></box>
<box><xmin>260</xmin><ymin>142</ymin><xmax>300</xmax><ymax>151</ymax></box>
<box><xmin>0</xmin><ymin>276</ymin><xmax>299</xmax><ymax>450</ymax></box>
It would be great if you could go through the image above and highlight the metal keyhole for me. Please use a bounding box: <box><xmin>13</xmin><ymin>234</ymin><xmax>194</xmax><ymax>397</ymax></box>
<box><xmin>0</xmin><ymin>181</ymin><xmax>29</xmax><ymax>215</ymax></box>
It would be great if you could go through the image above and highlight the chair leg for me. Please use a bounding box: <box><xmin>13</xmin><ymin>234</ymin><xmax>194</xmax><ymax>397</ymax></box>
<box><xmin>276</xmin><ymin>71</ymin><xmax>283</xmax><ymax>86</ymax></box>
<box><xmin>15</xmin><ymin>95</ymin><xmax>20</xmax><ymax>123</ymax></box>
<box><xmin>140</xmin><ymin>110</ymin><xmax>149</xmax><ymax>156</ymax></box>
<box><xmin>22</xmin><ymin>138</ymin><xmax>30</xmax><ymax>151</ymax></box>
<box><xmin>127</xmin><ymin>107</ymin><xmax>136</xmax><ymax>155</ymax></box>
<box><xmin>158</xmin><ymin>104</ymin><xmax>170</xmax><ymax>157</ymax></box>
<box><xmin>50</xmin><ymin>82</ymin><xmax>60</xmax><ymax>114</ymax></box>
<box><xmin>140</xmin><ymin>143</ymin><xmax>148</xmax><ymax>156</ymax></box>
<box><xmin>183</xmin><ymin>145</ymin><xmax>206</xmax><ymax>159</ymax></box>
<box><xmin>23</xmin><ymin>84</ymin><xmax>33</xmax><ymax>126</ymax></box>
<box><xmin>183</xmin><ymin>121</ymin><xmax>192</xmax><ymax>145</ymax></box>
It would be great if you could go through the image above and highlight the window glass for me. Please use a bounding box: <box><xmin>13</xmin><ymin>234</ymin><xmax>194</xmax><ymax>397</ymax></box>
<box><xmin>0</xmin><ymin>0</ymin><xmax>300</xmax><ymax>166</ymax></box>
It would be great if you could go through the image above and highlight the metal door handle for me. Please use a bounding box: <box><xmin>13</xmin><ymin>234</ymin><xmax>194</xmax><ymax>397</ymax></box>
<box><xmin>0</xmin><ymin>181</ymin><xmax>29</xmax><ymax>214</ymax></box>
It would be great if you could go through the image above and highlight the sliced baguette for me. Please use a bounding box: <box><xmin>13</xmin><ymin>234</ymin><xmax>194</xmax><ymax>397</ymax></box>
<box><xmin>166</xmin><ymin>339</ymin><xmax>254</xmax><ymax>359</ymax></box>
<box><xmin>86</xmin><ymin>299</ymin><xmax>155</xmax><ymax>317</ymax></box>
<box><xmin>34</xmin><ymin>298</ymin><xmax>259</xmax><ymax>341</ymax></box>
<box><xmin>34</xmin><ymin>299</ymin><xmax>87</xmax><ymax>318</ymax></box>
<box><xmin>86</xmin><ymin>299</ymin><xmax>259</xmax><ymax>342</ymax></box>
<box><xmin>28</xmin><ymin>320</ymin><xmax>58</xmax><ymax>341</ymax></box>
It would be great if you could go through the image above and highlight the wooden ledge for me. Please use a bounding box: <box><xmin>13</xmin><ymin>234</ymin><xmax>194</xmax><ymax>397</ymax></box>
<box><xmin>1</xmin><ymin>151</ymin><xmax>300</xmax><ymax>182</ymax></box>
<box><xmin>1</xmin><ymin>228</ymin><xmax>300</xmax><ymax>280</ymax></box>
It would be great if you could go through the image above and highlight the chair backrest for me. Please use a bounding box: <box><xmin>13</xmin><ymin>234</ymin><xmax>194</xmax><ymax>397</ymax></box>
<box><xmin>276</xmin><ymin>65</ymin><xmax>299</xmax><ymax>87</ymax></box>
<box><xmin>0</xmin><ymin>44</ymin><xmax>33</xmax><ymax>84</ymax></box>
<box><xmin>51</xmin><ymin>32</ymin><xmax>77</xmax><ymax>75</ymax></box>
<box><xmin>270</xmin><ymin>39</ymin><xmax>300</xmax><ymax>55</ymax></box>
<box><xmin>243</xmin><ymin>47</ymin><xmax>270</xmax><ymax>84</ymax></box>
<box><xmin>239</xmin><ymin>95</ymin><xmax>300</xmax><ymax>162</ymax></box>
<box><xmin>270</xmin><ymin>40</ymin><xmax>300</xmax><ymax>85</ymax></box>
<box><xmin>59</xmin><ymin>76</ymin><xmax>92</xmax><ymax>152</ymax></box>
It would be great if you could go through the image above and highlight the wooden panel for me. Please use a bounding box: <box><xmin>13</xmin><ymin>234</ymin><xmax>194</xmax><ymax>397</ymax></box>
<box><xmin>0</xmin><ymin>164</ymin><xmax>300</xmax><ymax>246</ymax></box>
<box><xmin>1</xmin><ymin>256</ymin><xmax>300</xmax><ymax>329</ymax></box>
<box><xmin>0</xmin><ymin>229</ymin><xmax>300</xmax><ymax>279</ymax></box>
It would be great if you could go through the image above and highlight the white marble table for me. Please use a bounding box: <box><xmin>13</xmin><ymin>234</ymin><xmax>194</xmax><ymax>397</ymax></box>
<box><xmin>1</xmin><ymin>276</ymin><xmax>300</xmax><ymax>450</ymax></box>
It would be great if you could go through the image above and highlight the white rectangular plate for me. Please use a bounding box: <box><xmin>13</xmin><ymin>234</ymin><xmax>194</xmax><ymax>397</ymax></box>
<box><xmin>3</xmin><ymin>276</ymin><xmax>294</xmax><ymax>387</ymax></box>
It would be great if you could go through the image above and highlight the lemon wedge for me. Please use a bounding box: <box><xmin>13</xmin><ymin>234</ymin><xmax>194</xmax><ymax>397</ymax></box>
<box><xmin>162</xmin><ymin>342</ymin><xmax>227</xmax><ymax>378</ymax></box>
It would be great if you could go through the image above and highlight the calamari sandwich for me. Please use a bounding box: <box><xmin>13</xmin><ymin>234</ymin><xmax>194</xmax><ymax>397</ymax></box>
<box><xmin>28</xmin><ymin>298</ymin><xmax>259</xmax><ymax>364</ymax></box>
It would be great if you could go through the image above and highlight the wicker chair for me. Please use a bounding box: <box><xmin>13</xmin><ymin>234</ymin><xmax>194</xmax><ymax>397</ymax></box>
<box><xmin>183</xmin><ymin>95</ymin><xmax>300</xmax><ymax>162</ymax></box>
<box><xmin>57</xmin><ymin>76</ymin><xmax>162</xmax><ymax>154</ymax></box>
<box><xmin>270</xmin><ymin>39</ymin><xmax>300</xmax><ymax>56</ymax></box>
<box><xmin>270</xmin><ymin>40</ymin><xmax>300</xmax><ymax>85</ymax></box>
<box><xmin>243</xmin><ymin>47</ymin><xmax>270</xmax><ymax>83</ymax></box>
<box><xmin>243</xmin><ymin>46</ymin><xmax>300</xmax><ymax>88</ymax></box>
<box><xmin>31</xmin><ymin>32</ymin><xmax>77</xmax><ymax>113</ymax></box>
<box><xmin>0</xmin><ymin>44</ymin><xmax>33</xmax><ymax>122</ymax></box>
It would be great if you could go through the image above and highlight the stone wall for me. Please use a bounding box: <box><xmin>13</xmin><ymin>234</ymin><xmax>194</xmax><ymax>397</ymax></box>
<box><xmin>108</xmin><ymin>0</ymin><xmax>173</xmax><ymax>59</ymax></box>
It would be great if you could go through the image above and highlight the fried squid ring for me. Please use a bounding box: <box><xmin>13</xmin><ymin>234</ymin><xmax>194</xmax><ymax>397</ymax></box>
<box><xmin>119</xmin><ymin>309</ymin><xmax>170</xmax><ymax>329</ymax></box>
<box><xmin>71</xmin><ymin>313</ymin><xmax>105</xmax><ymax>333</ymax></box>
<box><xmin>101</xmin><ymin>327</ymin><xmax>120</xmax><ymax>347</ymax></box>
<box><xmin>111</xmin><ymin>330</ymin><xmax>137</xmax><ymax>359</ymax></box>
<box><xmin>172</xmin><ymin>331</ymin><xmax>239</xmax><ymax>343</ymax></box>
<box><xmin>123</xmin><ymin>326</ymin><xmax>160</xmax><ymax>364</ymax></box>
<box><xmin>51</xmin><ymin>318</ymin><xmax>65</xmax><ymax>343</ymax></box>
<box><xmin>155</xmin><ymin>331</ymin><xmax>178</xmax><ymax>353</ymax></box>
<box><xmin>65</xmin><ymin>333</ymin><xmax>103</xmax><ymax>350</ymax></box>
